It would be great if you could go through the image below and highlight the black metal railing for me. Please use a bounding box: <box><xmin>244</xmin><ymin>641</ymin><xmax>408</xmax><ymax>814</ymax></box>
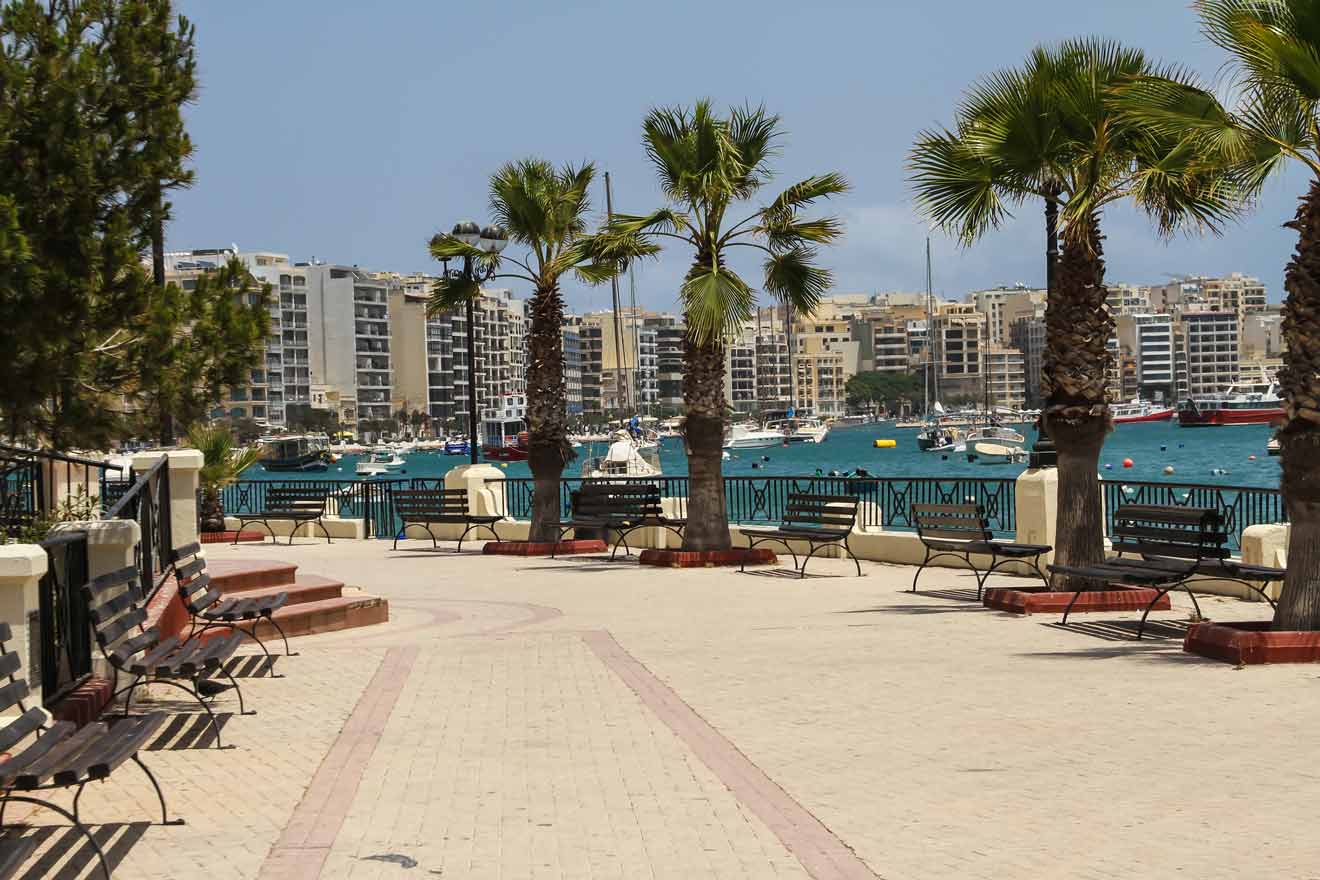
<box><xmin>106</xmin><ymin>456</ymin><xmax>173</xmax><ymax>600</ymax></box>
<box><xmin>219</xmin><ymin>477</ymin><xmax>448</xmax><ymax>540</ymax></box>
<box><xmin>0</xmin><ymin>443</ymin><xmax>127</xmax><ymax>538</ymax></box>
<box><xmin>493</xmin><ymin>475</ymin><xmax>1020</xmax><ymax>535</ymax></box>
<box><xmin>1100</xmin><ymin>479</ymin><xmax>1284</xmax><ymax>549</ymax></box>
<box><xmin>37</xmin><ymin>530</ymin><xmax>92</xmax><ymax>704</ymax></box>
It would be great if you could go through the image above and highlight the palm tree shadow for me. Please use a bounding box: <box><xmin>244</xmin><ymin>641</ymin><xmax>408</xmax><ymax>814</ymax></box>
<box><xmin>6</xmin><ymin>821</ymin><xmax>150</xmax><ymax>879</ymax></box>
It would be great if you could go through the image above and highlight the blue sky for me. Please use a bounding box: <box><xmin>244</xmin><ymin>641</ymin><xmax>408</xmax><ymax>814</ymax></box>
<box><xmin>172</xmin><ymin>0</ymin><xmax>1307</xmax><ymax>312</ymax></box>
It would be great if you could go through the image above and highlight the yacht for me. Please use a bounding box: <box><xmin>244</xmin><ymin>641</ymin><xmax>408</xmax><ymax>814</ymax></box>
<box><xmin>355</xmin><ymin>461</ymin><xmax>389</xmax><ymax>477</ymax></box>
<box><xmin>917</xmin><ymin>424</ymin><xmax>964</xmax><ymax>454</ymax></box>
<box><xmin>966</xmin><ymin>425</ymin><xmax>1026</xmax><ymax>465</ymax></box>
<box><xmin>1177</xmin><ymin>382</ymin><xmax>1285</xmax><ymax>426</ymax></box>
<box><xmin>723</xmin><ymin>421</ymin><xmax>786</xmax><ymax>450</ymax></box>
<box><xmin>1111</xmin><ymin>399</ymin><xmax>1176</xmax><ymax>424</ymax></box>
<box><xmin>580</xmin><ymin>435</ymin><xmax>663</xmax><ymax>478</ymax></box>
<box><xmin>369</xmin><ymin>447</ymin><xmax>406</xmax><ymax>469</ymax></box>
<box><xmin>258</xmin><ymin>435</ymin><xmax>329</xmax><ymax>472</ymax></box>
<box><xmin>789</xmin><ymin>417</ymin><xmax>830</xmax><ymax>444</ymax></box>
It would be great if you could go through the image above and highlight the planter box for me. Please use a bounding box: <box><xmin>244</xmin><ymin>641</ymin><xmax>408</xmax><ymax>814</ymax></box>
<box><xmin>200</xmin><ymin>530</ymin><xmax>265</xmax><ymax>544</ymax></box>
<box><xmin>983</xmin><ymin>585</ymin><xmax>1171</xmax><ymax>616</ymax></box>
<box><xmin>1184</xmin><ymin>621</ymin><xmax>1320</xmax><ymax>665</ymax></box>
<box><xmin>639</xmin><ymin>548</ymin><xmax>778</xmax><ymax>568</ymax></box>
<box><xmin>483</xmin><ymin>539</ymin><xmax>608</xmax><ymax>557</ymax></box>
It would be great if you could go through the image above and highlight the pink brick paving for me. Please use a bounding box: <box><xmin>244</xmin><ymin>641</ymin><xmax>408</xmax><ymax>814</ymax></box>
<box><xmin>582</xmin><ymin>629</ymin><xmax>880</xmax><ymax>880</ymax></box>
<box><xmin>257</xmin><ymin>646</ymin><xmax>420</xmax><ymax>880</ymax></box>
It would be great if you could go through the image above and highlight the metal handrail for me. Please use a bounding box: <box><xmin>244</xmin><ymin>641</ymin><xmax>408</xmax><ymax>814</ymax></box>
<box><xmin>0</xmin><ymin>443</ymin><xmax>125</xmax><ymax>472</ymax></box>
<box><xmin>105</xmin><ymin>455</ymin><xmax>166</xmax><ymax>520</ymax></box>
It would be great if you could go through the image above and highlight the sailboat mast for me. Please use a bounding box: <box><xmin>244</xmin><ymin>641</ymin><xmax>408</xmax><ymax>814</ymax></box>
<box><xmin>604</xmin><ymin>172</ymin><xmax>630</xmax><ymax>416</ymax></box>
<box><xmin>925</xmin><ymin>237</ymin><xmax>935</xmax><ymax>412</ymax></box>
<box><xmin>629</xmin><ymin>264</ymin><xmax>644</xmax><ymax>416</ymax></box>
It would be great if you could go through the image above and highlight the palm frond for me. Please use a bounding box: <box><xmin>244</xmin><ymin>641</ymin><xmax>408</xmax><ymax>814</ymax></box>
<box><xmin>680</xmin><ymin>266</ymin><xmax>754</xmax><ymax>344</ymax></box>
<box><xmin>764</xmin><ymin>173</ymin><xmax>850</xmax><ymax>217</ymax></box>
<box><xmin>759</xmin><ymin>216</ymin><xmax>845</xmax><ymax>251</ymax></box>
<box><xmin>763</xmin><ymin>247</ymin><xmax>832</xmax><ymax>316</ymax></box>
<box><xmin>426</xmin><ymin>275</ymin><xmax>481</xmax><ymax>316</ymax></box>
<box><xmin>908</xmin><ymin>128</ymin><xmax>1017</xmax><ymax>242</ymax></box>
<box><xmin>1200</xmin><ymin>0</ymin><xmax>1320</xmax><ymax>100</ymax></box>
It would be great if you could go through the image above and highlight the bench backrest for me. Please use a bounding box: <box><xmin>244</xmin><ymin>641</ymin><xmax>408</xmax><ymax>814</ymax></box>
<box><xmin>172</xmin><ymin>542</ymin><xmax>220</xmax><ymax>615</ymax></box>
<box><xmin>912</xmin><ymin>503</ymin><xmax>993</xmax><ymax>543</ymax></box>
<box><xmin>80</xmin><ymin>565</ymin><xmax>159</xmax><ymax>670</ymax></box>
<box><xmin>0</xmin><ymin>622</ymin><xmax>47</xmax><ymax>756</ymax></box>
<box><xmin>391</xmin><ymin>488</ymin><xmax>470</xmax><ymax>518</ymax></box>
<box><xmin>782</xmin><ymin>493</ymin><xmax>860</xmax><ymax>532</ymax></box>
<box><xmin>265</xmin><ymin>485</ymin><xmax>330</xmax><ymax>515</ymax></box>
<box><xmin>1111</xmin><ymin>504</ymin><xmax>1229</xmax><ymax>562</ymax></box>
<box><xmin>573</xmin><ymin>481</ymin><xmax>665</xmax><ymax>520</ymax></box>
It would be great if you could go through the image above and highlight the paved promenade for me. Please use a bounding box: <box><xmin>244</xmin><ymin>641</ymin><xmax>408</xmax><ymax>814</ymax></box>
<box><xmin>12</xmin><ymin>540</ymin><xmax>1319</xmax><ymax>879</ymax></box>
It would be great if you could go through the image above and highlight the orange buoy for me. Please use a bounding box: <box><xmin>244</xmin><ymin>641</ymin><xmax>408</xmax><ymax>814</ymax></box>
<box><xmin>1122</xmin><ymin>458</ymin><xmax>1134</xmax><ymax>468</ymax></box>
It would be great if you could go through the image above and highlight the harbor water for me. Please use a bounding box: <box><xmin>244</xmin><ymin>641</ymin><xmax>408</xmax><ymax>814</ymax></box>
<box><xmin>251</xmin><ymin>421</ymin><xmax>1281</xmax><ymax>490</ymax></box>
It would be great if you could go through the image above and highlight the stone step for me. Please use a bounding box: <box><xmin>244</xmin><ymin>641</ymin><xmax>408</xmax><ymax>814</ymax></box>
<box><xmin>203</xmin><ymin>558</ymin><xmax>298</xmax><ymax>592</ymax></box>
<box><xmin>222</xmin><ymin>574</ymin><xmax>345</xmax><ymax>606</ymax></box>
<box><xmin>250</xmin><ymin>592</ymin><xmax>389</xmax><ymax>640</ymax></box>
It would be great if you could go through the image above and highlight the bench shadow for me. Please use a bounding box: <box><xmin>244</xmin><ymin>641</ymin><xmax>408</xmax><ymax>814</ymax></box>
<box><xmin>222</xmin><ymin>654</ymin><xmax>279</xmax><ymax>679</ymax></box>
<box><xmin>132</xmin><ymin>710</ymin><xmax>234</xmax><ymax>750</ymax></box>
<box><xmin>740</xmin><ymin>568</ymin><xmax>840</xmax><ymax>580</ymax></box>
<box><xmin>1009</xmin><ymin>618</ymin><xmax>1210</xmax><ymax>662</ymax></box>
<box><xmin>5</xmin><ymin>821</ymin><xmax>150</xmax><ymax>879</ymax></box>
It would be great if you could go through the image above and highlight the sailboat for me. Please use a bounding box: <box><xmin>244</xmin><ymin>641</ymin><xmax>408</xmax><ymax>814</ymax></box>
<box><xmin>965</xmin><ymin>341</ymin><xmax>1027</xmax><ymax>464</ymax></box>
<box><xmin>916</xmin><ymin>239</ymin><xmax>962</xmax><ymax>454</ymax></box>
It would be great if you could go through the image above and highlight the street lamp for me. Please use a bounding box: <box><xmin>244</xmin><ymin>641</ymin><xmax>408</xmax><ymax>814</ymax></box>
<box><xmin>438</xmin><ymin>220</ymin><xmax>508</xmax><ymax>464</ymax></box>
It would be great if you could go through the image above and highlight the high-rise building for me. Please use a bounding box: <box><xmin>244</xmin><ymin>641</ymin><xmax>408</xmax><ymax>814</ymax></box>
<box><xmin>300</xmin><ymin>264</ymin><xmax>394</xmax><ymax>427</ymax></box>
<box><xmin>972</xmin><ymin>285</ymin><xmax>1045</xmax><ymax>345</ymax></box>
<box><xmin>1180</xmin><ymin>309</ymin><xmax>1240</xmax><ymax>395</ymax></box>
<box><xmin>984</xmin><ymin>346</ymin><xmax>1026</xmax><ymax>410</ymax></box>
<box><xmin>1115</xmin><ymin>313</ymin><xmax>1176</xmax><ymax>403</ymax></box>
<box><xmin>931</xmin><ymin>303</ymin><xmax>985</xmax><ymax>400</ymax></box>
<box><xmin>646</xmin><ymin>315</ymin><xmax>685</xmax><ymax>412</ymax></box>
<box><xmin>562</xmin><ymin>325</ymin><xmax>584</xmax><ymax>417</ymax></box>
<box><xmin>1008</xmin><ymin>316</ymin><xmax>1046</xmax><ymax>407</ymax></box>
<box><xmin>1203</xmin><ymin>273</ymin><xmax>1268</xmax><ymax>314</ymax></box>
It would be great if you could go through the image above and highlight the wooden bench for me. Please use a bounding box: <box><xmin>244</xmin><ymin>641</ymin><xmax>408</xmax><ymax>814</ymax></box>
<box><xmin>1050</xmin><ymin>504</ymin><xmax>1236</xmax><ymax>636</ymax></box>
<box><xmin>232</xmin><ymin>485</ymin><xmax>333</xmax><ymax>545</ymax></box>
<box><xmin>82</xmin><ymin>566</ymin><xmax>253</xmax><ymax>749</ymax></box>
<box><xmin>0</xmin><ymin>621</ymin><xmax>176</xmax><ymax>880</ymax></box>
<box><xmin>911</xmin><ymin>503</ymin><xmax>1051</xmax><ymax>597</ymax></box>
<box><xmin>390</xmin><ymin>487</ymin><xmax>504</xmax><ymax>552</ymax></box>
<box><xmin>174</xmin><ymin>543</ymin><xmax>296</xmax><ymax>672</ymax></box>
<box><xmin>739</xmin><ymin>493</ymin><xmax>862</xmax><ymax>578</ymax></box>
<box><xmin>555</xmin><ymin>481</ymin><xmax>685</xmax><ymax>560</ymax></box>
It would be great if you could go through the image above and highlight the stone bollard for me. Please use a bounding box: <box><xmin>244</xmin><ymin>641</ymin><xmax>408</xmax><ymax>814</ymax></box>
<box><xmin>131</xmin><ymin>448</ymin><xmax>204</xmax><ymax>551</ymax></box>
<box><xmin>0</xmin><ymin>543</ymin><xmax>47</xmax><ymax>713</ymax></box>
<box><xmin>1014</xmin><ymin>468</ymin><xmax>1059</xmax><ymax>566</ymax></box>
<box><xmin>49</xmin><ymin>519</ymin><xmax>141</xmax><ymax>682</ymax></box>
<box><xmin>1241</xmin><ymin>523</ymin><xmax>1290</xmax><ymax>601</ymax></box>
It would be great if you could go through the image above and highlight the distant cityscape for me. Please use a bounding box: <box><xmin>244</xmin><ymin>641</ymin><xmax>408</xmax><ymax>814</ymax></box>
<box><xmin>165</xmin><ymin>248</ymin><xmax>1279</xmax><ymax>432</ymax></box>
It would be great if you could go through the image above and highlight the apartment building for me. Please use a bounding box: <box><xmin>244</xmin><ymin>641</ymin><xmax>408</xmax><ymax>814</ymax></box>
<box><xmin>299</xmin><ymin>264</ymin><xmax>393</xmax><ymax>426</ymax></box>
<box><xmin>1180</xmin><ymin>309</ymin><xmax>1240</xmax><ymax>395</ymax></box>
<box><xmin>725</xmin><ymin>329</ymin><xmax>758</xmax><ymax>414</ymax></box>
<box><xmin>645</xmin><ymin>315</ymin><xmax>685</xmax><ymax>412</ymax></box>
<box><xmin>562</xmin><ymin>325</ymin><xmax>584</xmax><ymax>417</ymax></box>
<box><xmin>984</xmin><ymin>346</ymin><xmax>1026</xmax><ymax>410</ymax></box>
<box><xmin>972</xmin><ymin>285</ymin><xmax>1045</xmax><ymax>345</ymax></box>
<box><xmin>1203</xmin><ymin>273</ymin><xmax>1268</xmax><ymax>314</ymax></box>
<box><xmin>1106</xmin><ymin>283</ymin><xmax>1151</xmax><ymax>316</ymax></box>
<box><xmin>1115</xmin><ymin>313</ymin><xmax>1176</xmax><ymax>403</ymax></box>
<box><xmin>1008</xmin><ymin>316</ymin><xmax>1046</xmax><ymax>407</ymax></box>
<box><xmin>931</xmin><ymin>304</ymin><xmax>985</xmax><ymax>400</ymax></box>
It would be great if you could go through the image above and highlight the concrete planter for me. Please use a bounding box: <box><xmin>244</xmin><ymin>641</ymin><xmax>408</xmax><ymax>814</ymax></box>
<box><xmin>983</xmin><ymin>585</ymin><xmax>1171</xmax><ymax>616</ymax></box>
<box><xmin>639</xmin><ymin>548</ymin><xmax>778</xmax><ymax>568</ymax></box>
<box><xmin>1184</xmin><ymin>621</ymin><xmax>1320</xmax><ymax>665</ymax></box>
<box><xmin>483</xmin><ymin>540</ymin><xmax>608</xmax><ymax>557</ymax></box>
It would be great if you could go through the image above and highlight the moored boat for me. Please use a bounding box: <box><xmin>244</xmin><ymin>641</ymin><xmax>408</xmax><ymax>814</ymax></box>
<box><xmin>1177</xmin><ymin>382</ymin><xmax>1286</xmax><ymax>427</ymax></box>
<box><xmin>1111</xmin><ymin>399</ymin><xmax>1176</xmax><ymax>424</ymax></box>
<box><xmin>723</xmin><ymin>421</ymin><xmax>786</xmax><ymax>449</ymax></box>
<box><xmin>259</xmin><ymin>435</ymin><xmax>328</xmax><ymax>472</ymax></box>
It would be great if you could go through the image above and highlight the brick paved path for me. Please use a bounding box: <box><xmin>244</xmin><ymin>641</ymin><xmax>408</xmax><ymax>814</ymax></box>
<box><xmin>11</xmin><ymin>540</ymin><xmax>1319</xmax><ymax>879</ymax></box>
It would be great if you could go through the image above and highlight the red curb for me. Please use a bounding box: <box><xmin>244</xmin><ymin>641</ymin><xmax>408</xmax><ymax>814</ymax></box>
<box><xmin>638</xmin><ymin>548</ymin><xmax>778</xmax><ymax>568</ymax></box>
<box><xmin>583</xmin><ymin>630</ymin><xmax>877</xmax><ymax>879</ymax></box>
<box><xmin>982</xmin><ymin>586</ymin><xmax>1171</xmax><ymax>615</ymax></box>
<box><xmin>483</xmin><ymin>539</ymin><xmax>608</xmax><ymax>556</ymax></box>
<box><xmin>1184</xmin><ymin>620</ymin><xmax>1320</xmax><ymax>664</ymax></box>
<box><xmin>201</xmin><ymin>530</ymin><xmax>265</xmax><ymax>544</ymax></box>
<box><xmin>258</xmin><ymin>646</ymin><xmax>420</xmax><ymax>880</ymax></box>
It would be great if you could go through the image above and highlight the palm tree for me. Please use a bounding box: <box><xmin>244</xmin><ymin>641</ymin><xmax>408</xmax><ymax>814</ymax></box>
<box><xmin>1108</xmin><ymin>0</ymin><xmax>1320</xmax><ymax>629</ymax></box>
<box><xmin>429</xmin><ymin>160</ymin><xmax>615</xmax><ymax>542</ymax></box>
<box><xmin>188</xmin><ymin>422</ymin><xmax>263</xmax><ymax>533</ymax></box>
<box><xmin>585</xmin><ymin>102</ymin><xmax>847</xmax><ymax>551</ymax></box>
<box><xmin>909</xmin><ymin>39</ymin><xmax>1240</xmax><ymax>585</ymax></box>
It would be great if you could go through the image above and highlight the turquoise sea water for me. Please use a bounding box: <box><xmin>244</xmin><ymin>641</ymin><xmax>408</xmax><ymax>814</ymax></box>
<box><xmin>249</xmin><ymin>420</ymin><xmax>1282</xmax><ymax>490</ymax></box>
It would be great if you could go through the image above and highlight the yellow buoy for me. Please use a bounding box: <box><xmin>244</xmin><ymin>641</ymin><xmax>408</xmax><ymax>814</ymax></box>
<box><xmin>873</xmin><ymin>439</ymin><xmax>897</xmax><ymax>448</ymax></box>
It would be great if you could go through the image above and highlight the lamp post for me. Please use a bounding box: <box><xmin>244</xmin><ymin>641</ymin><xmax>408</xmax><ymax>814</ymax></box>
<box><xmin>439</xmin><ymin>221</ymin><xmax>508</xmax><ymax>465</ymax></box>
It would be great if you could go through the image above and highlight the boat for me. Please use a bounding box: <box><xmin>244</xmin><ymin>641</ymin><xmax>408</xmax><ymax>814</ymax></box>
<box><xmin>723</xmin><ymin>421</ymin><xmax>786</xmax><ymax>449</ymax></box>
<box><xmin>1268</xmin><ymin>436</ymin><xmax>1281</xmax><ymax>456</ymax></box>
<box><xmin>917</xmin><ymin>424</ymin><xmax>964</xmax><ymax>454</ymax></box>
<box><xmin>482</xmin><ymin>419</ymin><xmax>531</xmax><ymax>461</ymax></box>
<box><xmin>1177</xmin><ymin>382</ymin><xmax>1286</xmax><ymax>426</ymax></box>
<box><xmin>259</xmin><ymin>435</ymin><xmax>328</xmax><ymax>472</ymax></box>
<box><xmin>443</xmin><ymin>439</ymin><xmax>471</xmax><ymax>456</ymax></box>
<box><xmin>368</xmin><ymin>447</ymin><xmax>406</xmax><ymax>469</ymax></box>
<box><xmin>580</xmin><ymin>432</ymin><xmax>663</xmax><ymax>478</ymax></box>
<box><xmin>789</xmin><ymin>417</ymin><xmax>830</xmax><ymax>444</ymax></box>
<box><xmin>355</xmin><ymin>461</ymin><xmax>389</xmax><ymax>477</ymax></box>
<box><xmin>1111</xmin><ymin>399</ymin><xmax>1176</xmax><ymax>424</ymax></box>
<box><xmin>966</xmin><ymin>425</ymin><xmax>1027</xmax><ymax>464</ymax></box>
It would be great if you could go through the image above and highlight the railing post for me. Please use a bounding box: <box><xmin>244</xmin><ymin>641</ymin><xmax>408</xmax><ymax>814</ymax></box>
<box><xmin>131</xmin><ymin>449</ymin><xmax>202</xmax><ymax>552</ymax></box>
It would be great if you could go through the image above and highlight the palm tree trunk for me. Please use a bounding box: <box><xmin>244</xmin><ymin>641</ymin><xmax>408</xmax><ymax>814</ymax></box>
<box><xmin>200</xmin><ymin>486</ymin><xmax>225</xmax><ymax>533</ymax></box>
<box><xmin>525</xmin><ymin>282</ymin><xmax>572</xmax><ymax>543</ymax></box>
<box><xmin>1041</xmin><ymin>215</ymin><xmax>1112</xmax><ymax>588</ymax></box>
<box><xmin>682</xmin><ymin>333</ymin><xmax>730</xmax><ymax>551</ymax></box>
<box><xmin>1275</xmin><ymin>180</ymin><xmax>1320</xmax><ymax>631</ymax></box>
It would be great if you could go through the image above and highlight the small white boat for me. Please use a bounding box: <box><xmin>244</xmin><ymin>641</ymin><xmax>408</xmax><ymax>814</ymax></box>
<box><xmin>967</xmin><ymin>425</ymin><xmax>1027</xmax><ymax>465</ymax></box>
<box><xmin>723</xmin><ymin>422</ymin><xmax>786</xmax><ymax>449</ymax></box>
<box><xmin>355</xmin><ymin>461</ymin><xmax>389</xmax><ymax>476</ymax></box>
<box><xmin>369</xmin><ymin>448</ymin><xmax>406</xmax><ymax>469</ymax></box>
<box><xmin>790</xmin><ymin>417</ymin><xmax>830</xmax><ymax>444</ymax></box>
<box><xmin>581</xmin><ymin>435</ymin><xmax>663</xmax><ymax>478</ymax></box>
